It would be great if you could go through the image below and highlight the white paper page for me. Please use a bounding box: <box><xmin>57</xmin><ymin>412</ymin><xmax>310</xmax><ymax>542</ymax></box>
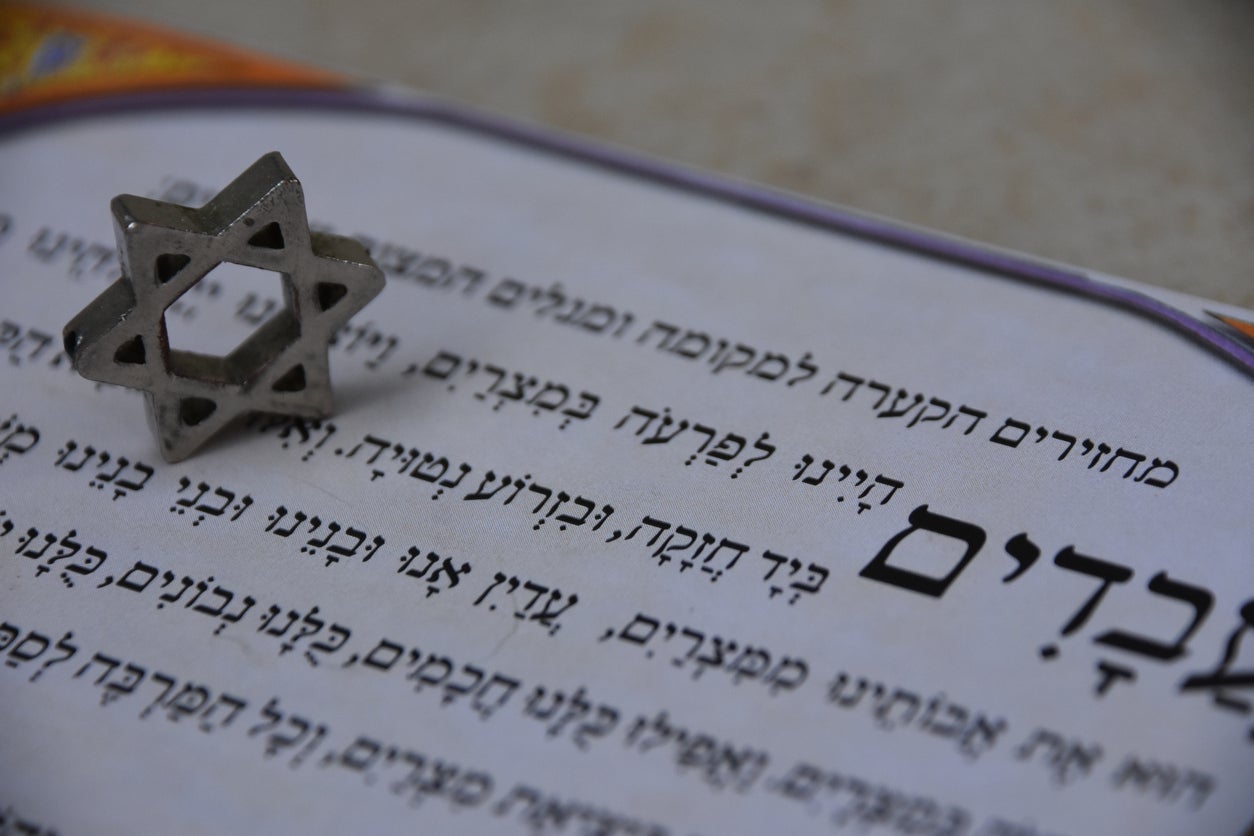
<box><xmin>0</xmin><ymin>103</ymin><xmax>1251</xmax><ymax>836</ymax></box>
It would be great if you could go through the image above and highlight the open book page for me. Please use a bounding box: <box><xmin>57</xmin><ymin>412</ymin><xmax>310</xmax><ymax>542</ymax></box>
<box><xmin>1</xmin><ymin>82</ymin><xmax>1252</xmax><ymax>836</ymax></box>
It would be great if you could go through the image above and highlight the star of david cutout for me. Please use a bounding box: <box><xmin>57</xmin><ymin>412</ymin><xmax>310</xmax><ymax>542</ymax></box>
<box><xmin>63</xmin><ymin>152</ymin><xmax>385</xmax><ymax>463</ymax></box>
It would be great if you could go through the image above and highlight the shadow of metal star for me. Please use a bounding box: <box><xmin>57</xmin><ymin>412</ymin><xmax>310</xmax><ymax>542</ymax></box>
<box><xmin>63</xmin><ymin>152</ymin><xmax>385</xmax><ymax>463</ymax></box>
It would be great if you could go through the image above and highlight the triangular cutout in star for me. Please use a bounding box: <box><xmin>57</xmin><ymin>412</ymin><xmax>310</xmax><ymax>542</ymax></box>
<box><xmin>317</xmin><ymin>282</ymin><xmax>347</xmax><ymax>311</ymax></box>
<box><xmin>156</xmin><ymin>253</ymin><xmax>191</xmax><ymax>283</ymax></box>
<box><xmin>114</xmin><ymin>335</ymin><xmax>146</xmax><ymax>365</ymax></box>
<box><xmin>272</xmin><ymin>364</ymin><xmax>306</xmax><ymax>392</ymax></box>
<box><xmin>248</xmin><ymin>222</ymin><xmax>285</xmax><ymax>250</ymax></box>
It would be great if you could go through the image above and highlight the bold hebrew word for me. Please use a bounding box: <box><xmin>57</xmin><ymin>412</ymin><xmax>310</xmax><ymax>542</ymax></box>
<box><xmin>859</xmin><ymin>505</ymin><xmax>987</xmax><ymax>598</ymax></box>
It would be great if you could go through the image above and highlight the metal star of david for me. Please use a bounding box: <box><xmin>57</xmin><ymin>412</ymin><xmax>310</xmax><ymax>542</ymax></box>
<box><xmin>63</xmin><ymin>152</ymin><xmax>385</xmax><ymax>463</ymax></box>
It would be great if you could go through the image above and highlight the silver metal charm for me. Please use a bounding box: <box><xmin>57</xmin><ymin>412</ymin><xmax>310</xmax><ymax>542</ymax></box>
<box><xmin>63</xmin><ymin>152</ymin><xmax>385</xmax><ymax>463</ymax></box>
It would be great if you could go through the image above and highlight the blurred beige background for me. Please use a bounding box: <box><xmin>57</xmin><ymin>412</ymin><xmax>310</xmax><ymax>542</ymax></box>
<box><xmin>69</xmin><ymin>1</ymin><xmax>1254</xmax><ymax>307</ymax></box>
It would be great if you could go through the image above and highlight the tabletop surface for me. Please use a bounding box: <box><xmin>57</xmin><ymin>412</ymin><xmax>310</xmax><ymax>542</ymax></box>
<box><xmin>65</xmin><ymin>0</ymin><xmax>1254</xmax><ymax>308</ymax></box>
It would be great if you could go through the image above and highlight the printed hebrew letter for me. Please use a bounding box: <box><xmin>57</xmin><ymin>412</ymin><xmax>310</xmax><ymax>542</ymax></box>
<box><xmin>619</xmin><ymin>614</ymin><xmax>661</xmax><ymax>645</ymax></box>
<box><xmin>1086</xmin><ymin>442</ymin><xmax>1112</xmax><ymax>470</ymax></box>
<box><xmin>421</xmin><ymin>350</ymin><xmax>466</xmax><ymax>378</ymax></box>
<box><xmin>530</xmin><ymin>593</ymin><xmax>578</xmax><ymax>632</ymax></box>
<box><xmin>573</xmin><ymin>705</ymin><xmax>620</xmax><ymax>749</ymax></box>
<box><xmin>526</xmin><ymin>483</ymin><xmax>553</xmax><ymax>513</ymax></box>
<box><xmin>790</xmin><ymin>563</ymin><xmax>830</xmax><ymax>597</ymax></box>
<box><xmin>654</xmin><ymin>526</ymin><xmax>698</xmax><ymax>561</ymax></box>
<box><xmin>669</xmin><ymin>627</ymin><xmax>705</xmax><ymax>667</ymax></box>
<box><xmin>578</xmin><ymin>304</ymin><xmax>615</xmax><ymax>333</ymax></box>
<box><xmin>399</xmin><ymin>547</ymin><xmax>438</xmax><ymax>579</ymax></box>
<box><xmin>959</xmin><ymin>716</ymin><xmax>1007</xmax><ymax>759</ymax></box>
<box><xmin>193</xmin><ymin>586</ymin><xmax>234</xmax><ymax>617</ymax></box>
<box><xmin>749</xmin><ymin>352</ymin><xmax>789</xmax><ymax>381</ymax></box>
<box><xmin>946</xmin><ymin>405</ymin><xmax>988</xmax><ymax>434</ymax></box>
<box><xmin>462</xmin><ymin>471</ymin><xmax>513</xmax><ymax>501</ymax></box>
<box><xmin>139</xmin><ymin>671</ymin><xmax>178</xmax><ymax>718</ymax></box>
<box><xmin>496</xmin><ymin>372</ymin><xmax>539</xmax><ymax>403</ymax></box>
<box><xmin>554</xmin><ymin>496</ymin><xmax>596</xmax><ymax>527</ymax></box>
<box><xmin>196</xmin><ymin>487</ymin><xmax>234</xmax><ymax>517</ymax></box>
<box><xmin>94</xmin><ymin>456</ymin><xmax>127</xmax><ymax>484</ymax></box>
<box><xmin>822</xmin><ymin>372</ymin><xmax>864</xmax><ymax>400</ymax></box>
<box><xmin>409</xmin><ymin>655</ymin><xmax>455</xmax><ymax>690</ymax></box>
<box><xmin>305</xmin><ymin>521</ymin><xmax>341</xmax><ymax>551</ymax></box>
<box><xmin>114</xmin><ymin>462</ymin><xmax>154</xmax><ymax>493</ymax></box>
<box><xmin>476</xmin><ymin>364</ymin><xmax>507</xmax><ymax>395</ymax></box>
<box><xmin>613</xmin><ymin>406</ymin><xmax>659</xmax><ymax>435</ymax></box>
<box><xmin>636</xmin><ymin>321</ymin><xmax>679</xmax><ymax>351</ymax></box>
<box><xmin>452</xmin><ymin>266</ymin><xmax>484</xmax><ymax>295</ymax></box>
<box><xmin>515</xmin><ymin>581</ymin><xmax>550</xmax><ymax>614</ymax></box>
<box><xmin>1002</xmin><ymin>533</ymin><xmax>1040</xmax><ymax>583</ymax></box>
<box><xmin>1052</xmin><ymin>547</ymin><xmax>1134</xmax><ymax>636</ymax></box>
<box><xmin>415</xmin><ymin>257</ymin><xmax>452</xmax><ymax>287</ymax></box>
<box><xmin>492</xmin><ymin>784</ymin><xmax>541</xmax><ymax>817</ymax></box>
<box><xmin>362</xmin><ymin>638</ymin><xmax>405</xmax><ymax>671</ymax></box>
<box><xmin>327</xmin><ymin>527</ymin><xmax>367</xmax><ymax>558</ymax></box>
<box><xmin>827</xmin><ymin>672</ymin><xmax>874</xmax><ymax>708</ymax></box>
<box><xmin>701</xmin><ymin>537</ymin><xmax>745</xmax><ymax>573</ymax></box>
<box><xmin>426</xmin><ymin>558</ymin><xmax>472</xmax><ymax>595</ymax></box>
<box><xmin>217</xmin><ymin>595</ymin><xmax>255</xmax><ymax>628</ymax></box>
<box><xmin>441</xmin><ymin>665</ymin><xmax>485</xmax><ymax>705</ymax></box>
<box><xmin>6</xmin><ymin>631</ymin><xmax>50</xmax><ymax>668</ymax></box>
<box><xmin>30</xmin><ymin>631</ymin><xmax>77</xmax><ymax>682</ymax></box>
<box><xmin>990</xmin><ymin>418</ymin><xmax>1031</xmax><ymax>447</ymax></box>
<box><xmin>866</xmin><ymin>381</ymin><xmax>892</xmax><ymax>409</ymax></box>
<box><xmin>859</xmin><ymin>475</ymin><xmax>904</xmax><ymax>505</ymax></box>
<box><xmin>1179</xmin><ymin>599</ymin><xmax>1254</xmax><ymax>713</ymax></box>
<box><xmin>873</xmin><ymin>688</ymin><xmax>920</xmax><ymax>729</ymax></box>
<box><xmin>117</xmin><ymin>560</ymin><xmax>159</xmax><ymax>592</ymax></box>
<box><xmin>268</xmin><ymin>508</ymin><xmax>307</xmax><ymax>537</ymax></box>
<box><xmin>74</xmin><ymin>651</ymin><xmax>119</xmax><ymax>684</ymax></box>
<box><xmin>166</xmin><ymin>683</ymin><xmax>211</xmax><ymax>720</ymax></box>
<box><xmin>877</xmin><ymin>390</ymin><xmax>923</xmax><ymax>420</ymax></box>
<box><xmin>671</xmin><ymin>330</ymin><xmax>711</xmax><ymax>359</ymax></box>
<box><xmin>1049</xmin><ymin>431</ymin><xmax>1077</xmax><ymax>461</ymax></box>
<box><xmin>711</xmin><ymin>343</ymin><xmax>756</xmax><ymax>375</ymax></box>
<box><xmin>281</xmin><ymin>608</ymin><xmax>325</xmax><ymax>656</ymax></box>
<box><xmin>925</xmin><ymin>703</ymin><xmax>969</xmax><ymax>738</ymax></box>
<box><xmin>642</xmin><ymin>414</ymin><xmax>689</xmax><ymax>446</ymax></box>
<box><xmin>729</xmin><ymin>647</ymin><xmax>772</xmax><ymax>683</ymax></box>
<box><xmin>524</xmin><ymin>686</ymin><xmax>566</xmax><ymax>721</ymax></box>
<box><xmin>528</xmin><ymin>383</ymin><xmax>569</xmax><ymax>412</ymax></box>
<box><xmin>760</xmin><ymin>551</ymin><xmax>789</xmax><ymax>581</ymax></box>
<box><xmin>801</xmin><ymin>458</ymin><xmax>836</xmax><ymax>486</ymax></box>
<box><xmin>907</xmin><ymin>397</ymin><xmax>950</xmax><ymax>428</ymax></box>
<box><xmin>559</xmin><ymin>392</ymin><xmax>599</xmax><ymax>422</ymax></box>
<box><xmin>858</xmin><ymin>505</ymin><xmax>987</xmax><ymax>598</ymax></box>
<box><xmin>199</xmin><ymin>693</ymin><xmax>248</xmax><ymax>732</ymax></box>
<box><xmin>0</xmin><ymin>425</ymin><xmax>39</xmax><ymax>454</ymax></box>
<box><xmin>95</xmin><ymin>663</ymin><xmax>143</xmax><ymax>707</ymax></box>
<box><xmin>348</xmin><ymin>435</ymin><xmax>392</xmax><ymax>465</ymax></box>
<box><xmin>799</xmin><ymin>457</ymin><xmax>832</xmax><ymax>485</ymax></box>
<box><xmin>684</xmin><ymin>424</ymin><xmax>717</xmax><ymax>462</ymax></box>
<box><xmin>486</xmin><ymin>277</ymin><xmax>527</xmax><ymax>308</ymax></box>
<box><xmin>1135</xmin><ymin>458</ymin><xmax>1180</xmax><ymax>489</ymax></box>
<box><xmin>471</xmin><ymin>673</ymin><xmax>520</xmax><ymax>719</ymax></box>
<box><xmin>1094</xmin><ymin>572</ymin><xmax>1214</xmax><ymax>662</ymax></box>
<box><xmin>1099</xmin><ymin>447</ymin><xmax>1147</xmax><ymax>478</ymax></box>
<box><xmin>767</xmin><ymin>658</ymin><xmax>809</xmax><ymax>694</ymax></box>
<box><xmin>546</xmin><ymin>686</ymin><xmax>592</xmax><ymax>737</ymax></box>
<box><xmin>705</xmin><ymin>433</ymin><xmax>746</xmax><ymax>463</ymax></box>
<box><xmin>692</xmin><ymin>636</ymin><xmax>736</xmax><ymax>679</ymax></box>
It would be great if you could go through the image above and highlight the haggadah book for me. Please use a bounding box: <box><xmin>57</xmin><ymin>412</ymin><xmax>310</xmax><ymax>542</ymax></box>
<box><xmin>1</xmin><ymin>5</ymin><xmax>1251</xmax><ymax>834</ymax></box>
